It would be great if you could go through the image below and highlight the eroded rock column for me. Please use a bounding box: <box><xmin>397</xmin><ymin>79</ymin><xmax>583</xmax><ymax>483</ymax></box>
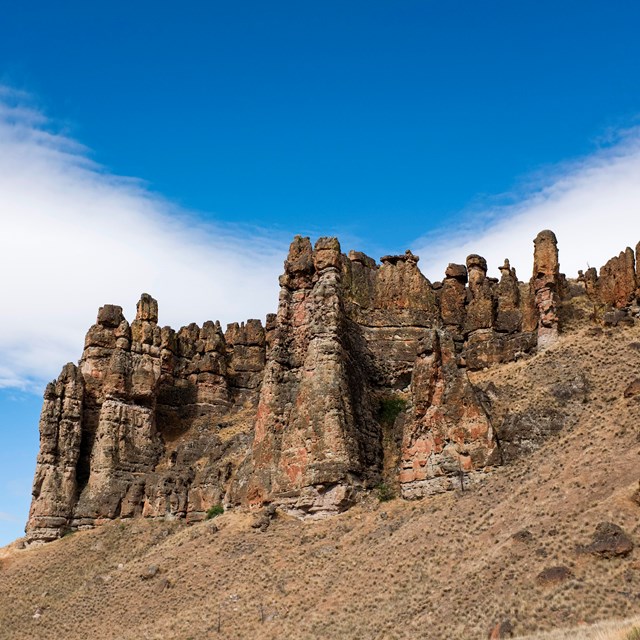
<box><xmin>248</xmin><ymin>237</ymin><xmax>377</xmax><ymax>516</ymax></box>
<box><xmin>27</xmin><ymin>364</ymin><xmax>84</xmax><ymax>543</ymax></box>
<box><xmin>531</xmin><ymin>230</ymin><xmax>561</xmax><ymax>349</ymax></box>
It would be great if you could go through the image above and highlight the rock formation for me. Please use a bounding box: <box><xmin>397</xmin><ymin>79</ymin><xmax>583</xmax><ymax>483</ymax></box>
<box><xmin>245</xmin><ymin>236</ymin><xmax>377</xmax><ymax>516</ymax></box>
<box><xmin>27</xmin><ymin>297</ymin><xmax>267</xmax><ymax>543</ymax></box>
<box><xmin>530</xmin><ymin>230</ymin><xmax>562</xmax><ymax>349</ymax></box>
<box><xmin>399</xmin><ymin>329</ymin><xmax>500</xmax><ymax>498</ymax></box>
<box><xmin>25</xmin><ymin>231</ymin><xmax>640</xmax><ymax>543</ymax></box>
<box><xmin>584</xmin><ymin>246</ymin><xmax>638</xmax><ymax>310</ymax></box>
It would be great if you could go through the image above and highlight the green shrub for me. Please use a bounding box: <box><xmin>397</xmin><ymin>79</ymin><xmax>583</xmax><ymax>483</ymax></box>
<box><xmin>206</xmin><ymin>504</ymin><xmax>224</xmax><ymax>519</ymax></box>
<box><xmin>378</xmin><ymin>396</ymin><xmax>407</xmax><ymax>425</ymax></box>
<box><xmin>625</xmin><ymin>628</ymin><xmax>640</xmax><ymax>640</ymax></box>
<box><xmin>376</xmin><ymin>482</ymin><xmax>395</xmax><ymax>502</ymax></box>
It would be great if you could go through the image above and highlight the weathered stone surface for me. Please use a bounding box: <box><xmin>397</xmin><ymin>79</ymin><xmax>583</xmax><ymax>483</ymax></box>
<box><xmin>583</xmin><ymin>267</ymin><xmax>598</xmax><ymax>300</ymax></box>
<box><xmin>27</xmin><ymin>364</ymin><xmax>84</xmax><ymax>543</ymax></box>
<box><xmin>495</xmin><ymin>259</ymin><xmax>522</xmax><ymax>333</ymax></box>
<box><xmin>29</xmin><ymin>229</ymin><xmax>640</xmax><ymax>542</ymax></box>
<box><xmin>578</xmin><ymin>522</ymin><xmax>634</xmax><ymax>558</ymax></box>
<box><xmin>281</xmin><ymin>235</ymin><xmax>314</xmax><ymax>290</ymax></box>
<box><xmin>536</xmin><ymin>565</ymin><xmax>573</xmax><ymax>586</ymax></box>
<box><xmin>597</xmin><ymin>248</ymin><xmax>637</xmax><ymax>309</ymax></box>
<box><xmin>445</xmin><ymin>263</ymin><xmax>468</xmax><ymax>280</ymax></box>
<box><xmin>602</xmin><ymin>309</ymin><xmax>630</xmax><ymax>327</ymax></box>
<box><xmin>464</xmin><ymin>330</ymin><xmax>536</xmax><ymax>371</ymax></box>
<box><xmin>27</xmin><ymin>293</ymin><xmax>266</xmax><ymax>543</ymax></box>
<box><xmin>373</xmin><ymin>250</ymin><xmax>436</xmax><ymax>318</ymax></box>
<box><xmin>245</xmin><ymin>236</ymin><xmax>378</xmax><ymax>515</ymax></box>
<box><xmin>624</xmin><ymin>379</ymin><xmax>640</xmax><ymax>398</ymax></box>
<box><xmin>348</xmin><ymin>249</ymin><xmax>376</xmax><ymax>269</ymax></box>
<box><xmin>464</xmin><ymin>254</ymin><xmax>495</xmax><ymax>335</ymax></box>
<box><xmin>441</xmin><ymin>264</ymin><xmax>467</xmax><ymax>328</ymax></box>
<box><xmin>496</xmin><ymin>408</ymin><xmax>565</xmax><ymax>464</ymax></box>
<box><xmin>488</xmin><ymin>619</ymin><xmax>514</xmax><ymax>639</ymax></box>
<box><xmin>399</xmin><ymin>330</ymin><xmax>500</xmax><ymax>499</ymax></box>
<box><xmin>225</xmin><ymin>319</ymin><xmax>266</xmax><ymax>394</ymax></box>
<box><xmin>488</xmin><ymin>620</ymin><xmax>513</xmax><ymax>640</ymax></box>
<box><xmin>531</xmin><ymin>230</ymin><xmax>561</xmax><ymax>349</ymax></box>
<box><xmin>637</xmin><ymin>241</ymin><xmax>640</xmax><ymax>297</ymax></box>
<box><xmin>512</xmin><ymin>529</ymin><xmax>534</xmax><ymax>544</ymax></box>
<box><xmin>583</xmin><ymin>244</ymin><xmax>639</xmax><ymax>324</ymax></box>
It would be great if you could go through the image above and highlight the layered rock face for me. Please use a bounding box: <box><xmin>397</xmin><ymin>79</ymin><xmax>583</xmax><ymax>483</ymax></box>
<box><xmin>582</xmin><ymin>243</ymin><xmax>639</xmax><ymax>314</ymax></box>
<box><xmin>28</xmin><ymin>296</ymin><xmax>267</xmax><ymax>543</ymax></box>
<box><xmin>26</xmin><ymin>231</ymin><xmax>640</xmax><ymax>542</ymax></box>
<box><xmin>245</xmin><ymin>237</ymin><xmax>379</xmax><ymax>515</ymax></box>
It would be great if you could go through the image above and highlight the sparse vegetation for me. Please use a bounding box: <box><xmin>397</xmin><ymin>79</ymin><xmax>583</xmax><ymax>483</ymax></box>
<box><xmin>378</xmin><ymin>395</ymin><xmax>407</xmax><ymax>424</ymax></box>
<box><xmin>1</xmin><ymin>308</ymin><xmax>639</xmax><ymax>639</ymax></box>
<box><xmin>376</xmin><ymin>482</ymin><xmax>395</xmax><ymax>502</ymax></box>
<box><xmin>205</xmin><ymin>504</ymin><xmax>224</xmax><ymax>519</ymax></box>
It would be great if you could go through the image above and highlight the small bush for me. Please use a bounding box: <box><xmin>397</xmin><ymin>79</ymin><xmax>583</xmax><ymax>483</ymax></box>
<box><xmin>206</xmin><ymin>504</ymin><xmax>224</xmax><ymax>519</ymax></box>
<box><xmin>376</xmin><ymin>482</ymin><xmax>395</xmax><ymax>502</ymax></box>
<box><xmin>378</xmin><ymin>396</ymin><xmax>407</xmax><ymax>425</ymax></box>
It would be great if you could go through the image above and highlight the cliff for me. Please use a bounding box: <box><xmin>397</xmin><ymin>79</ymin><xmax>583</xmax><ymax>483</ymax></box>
<box><xmin>25</xmin><ymin>230</ymin><xmax>640</xmax><ymax>543</ymax></box>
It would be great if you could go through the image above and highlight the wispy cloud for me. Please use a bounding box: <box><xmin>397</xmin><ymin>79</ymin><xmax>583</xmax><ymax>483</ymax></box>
<box><xmin>0</xmin><ymin>86</ymin><xmax>286</xmax><ymax>391</ymax></box>
<box><xmin>2</xmin><ymin>85</ymin><xmax>639</xmax><ymax>392</ymax></box>
<box><xmin>414</xmin><ymin>128</ymin><xmax>640</xmax><ymax>281</ymax></box>
<box><xmin>0</xmin><ymin>511</ymin><xmax>19</xmax><ymax>524</ymax></box>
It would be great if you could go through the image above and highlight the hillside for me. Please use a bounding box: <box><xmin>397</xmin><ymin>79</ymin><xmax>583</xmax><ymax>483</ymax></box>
<box><xmin>2</xmin><ymin>298</ymin><xmax>639</xmax><ymax>639</ymax></box>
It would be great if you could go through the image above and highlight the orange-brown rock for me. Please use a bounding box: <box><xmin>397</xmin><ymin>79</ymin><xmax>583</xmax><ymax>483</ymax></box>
<box><xmin>624</xmin><ymin>379</ymin><xmax>640</xmax><ymax>398</ymax></box>
<box><xmin>637</xmin><ymin>241</ymin><xmax>640</xmax><ymax>296</ymax></box>
<box><xmin>488</xmin><ymin>620</ymin><xmax>514</xmax><ymax>639</ymax></box>
<box><xmin>531</xmin><ymin>230</ymin><xmax>561</xmax><ymax>349</ymax></box>
<box><xmin>464</xmin><ymin>254</ymin><xmax>495</xmax><ymax>334</ymax></box>
<box><xmin>577</xmin><ymin>522</ymin><xmax>634</xmax><ymax>558</ymax></box>
<box><xmin>27</xmin><ymin>294</ymin><xmax>267</xmax><ymax>543</ymax></box>
<box><xmin>399</xmin><ymin>330</ymin><xmax>500</xmax><ymax>498</ymax></box>
<box><xmin>246</xmin><ymin>236</ymin><xmax>377</xmax><ymax>516</ymax></box>
<box><xmin>597</xmin><ymin>247</ymin><xmax>637</xmax><ymax>309</ymax></box>
<box><xmin>583</xmin><ymin>267</ymin><xmax>598</xmax><ymax>300</ymax></box>
<box><xmin>29</xmin><ymin>229</ymin><xmax>639</xmax><ymax>543</ymax></box>
<box><xmin>440</xmin><ymin>263</ymin><xmax>467</xmax><ymax>328</ymax></box>
<box><xmin>28</xmin><ymin>363</ymin><xmax>84</xmax><ymax>542</ymax></box>
<box><xmin>495</xmin><ymin>259</ymin><xmax>522</xmax><ymax>333</ymax></box>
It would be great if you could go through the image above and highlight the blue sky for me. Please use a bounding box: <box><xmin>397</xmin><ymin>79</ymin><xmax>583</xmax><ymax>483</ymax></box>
<box><xmin>1</xmin><ymin>1</ymin><xmax>640</xmax><ymax>545</ymax></box>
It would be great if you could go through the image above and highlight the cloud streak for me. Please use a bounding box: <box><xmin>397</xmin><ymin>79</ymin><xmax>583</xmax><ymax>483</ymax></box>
<box><xmin>0</xmin><ymin>511</ymin><xmax>19</xmax><ymax>524</ymax></box>
<box><xmin>0</xmin><ymin>87</ymin><xmax>286</xmax><ymax>390</ymax></box>
<box><xmin>2</xmin><ymin>85</ymin><xmax>639</xmax><ymax>392</ymax></box>
<box><xmin>415</xmin><ymin>128</ymin><xmax>640</xmax><ymax>282</ymax></box>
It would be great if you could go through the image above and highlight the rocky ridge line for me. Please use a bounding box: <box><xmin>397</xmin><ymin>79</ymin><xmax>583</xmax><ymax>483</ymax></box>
<box><xmin>25</xmin><ymin>231</ymin><xmax>640</xmax><ymax>543</ymax></box>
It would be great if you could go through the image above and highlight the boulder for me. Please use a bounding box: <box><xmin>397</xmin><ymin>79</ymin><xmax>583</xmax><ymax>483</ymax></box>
<box><xmin>578</xmin><ymin>522</ymin><xmax>634</xmax><ymax>558</ymax></box>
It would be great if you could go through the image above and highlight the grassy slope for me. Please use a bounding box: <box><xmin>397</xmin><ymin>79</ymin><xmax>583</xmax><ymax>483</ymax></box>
<box><xmin>1</xmin><ymin>302</ymin><xmax>639</xmax><ymax>640</ymax></box>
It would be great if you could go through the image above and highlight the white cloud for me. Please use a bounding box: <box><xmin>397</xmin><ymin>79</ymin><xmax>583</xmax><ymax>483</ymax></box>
<box><xmin>0</xmin><ymin>87</ymin><xmax>286</xmax><ymax>390</ymax></box>
<box><xmin>2</xmin><ymin>85</ymin><xmax>639</xmax><ymax>392</ymax></box>
<box><xmin>414</xmin><ymin>128</ymin><xmax>640</xmax><ymax>282</ymax></box>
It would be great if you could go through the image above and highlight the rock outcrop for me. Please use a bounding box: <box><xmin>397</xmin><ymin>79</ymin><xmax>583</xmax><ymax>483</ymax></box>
<box><xmin>27</xmin><ymin>296</ymin><xmax>267</xmax><ymax>543</ymax></box>
<box><xmin>245</xmin><ymin>237</ymin><xmax>378</xmax><ymax>516</ymax></box>
<box><xmin>582</xmin><ymin>242</ymin><xmax>639</xmax><ymax>317</ymax></box>
<box><xmin>531</xmin><ymin>230</ymin><xmax>562</xmax><ymax>349</ymax></box>
<box><xmin>26</xmin><ymin>230</ymin><xmax>640</xmax><ymax>543</ymax></box>
<box><xmin>399</xmin><ymin>329</ymin><xmax>500</xmax><ymax>498</ymax></box>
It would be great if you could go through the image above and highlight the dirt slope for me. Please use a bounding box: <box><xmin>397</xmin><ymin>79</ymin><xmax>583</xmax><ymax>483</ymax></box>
<box><xmin>1</xmin><ymin>313</ymin><xmax>639</xmax><ymax>640</ymax></box>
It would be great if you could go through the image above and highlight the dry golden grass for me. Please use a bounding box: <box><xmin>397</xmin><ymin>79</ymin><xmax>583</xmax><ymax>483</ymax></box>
<box><xmin>1</xmin><ymin>297</ymin><xmax>639</xmax><ymax>639</ymax></box>
<box><xmin>517</xmin><ymin>616</ymin><xmax>640</xmax><ymax>639</ymax></box>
